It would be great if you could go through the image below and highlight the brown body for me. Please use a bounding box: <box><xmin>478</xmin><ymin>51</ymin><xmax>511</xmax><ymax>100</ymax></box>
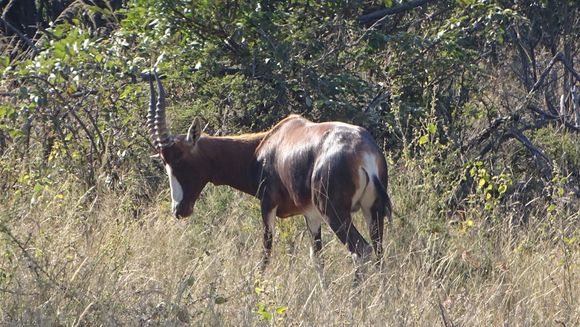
<box><xmin>147</xmin><ymin>74</ymin><xmax>392</xmax><ymax>277</ymax></box>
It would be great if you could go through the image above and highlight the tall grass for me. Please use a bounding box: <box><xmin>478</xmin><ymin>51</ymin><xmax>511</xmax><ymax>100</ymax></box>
<box><xmin>0</xmin><ymin>161</ymin><xmax>578</xmax><ymax>326</ymax></box>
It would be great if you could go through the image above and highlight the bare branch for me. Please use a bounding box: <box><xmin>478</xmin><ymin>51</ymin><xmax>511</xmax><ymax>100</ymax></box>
<box><xmin>461</xmin><ymin>114</ymin><xmax>518</xmax><ymax>152</ymax></box>
<box><xmin>505</xmin><ymin>129</ymin><xmax>553</xmax><ymax>179</ymax></box>
<box><xmin>364</xmin><ymin>89</ymin><xmax>390</xmax><ymax>113</ymax></box>
<box><xmin>558</xmin><ymin>55</ymin><xmax>580</xmax><ymax>83</ymax></box>
<box><xmin>529</xmin><ymin>52</ymin><xmax>564</xmax><ymax>94</ymax></box>
<box><xmin>0</xmin><ymin>17</ymin><xmax>39</xmax><ymax>54</ymax></box>
<box><xmin>528</xmin><ymin>104</ymin><xmax>580</xmax><ymax>132</ymax></box>
<box><xmin>358</xmin><ymin>0</ymin><xmax>434</xmax><ymax>25</ymax></box>
<box><xmin>573</xmin><ymin>85</ymin><xmax>580</xmax><ymax>127</ymax></box>
<box><xmin>0</xmin><ymin>92</ymin><xmax>18</xmax><ymax>97</ymax></box>
<box><xmin>526</xmin><ymin>52</ymin><xmax>578</xmax><ymax>96</ymax></box>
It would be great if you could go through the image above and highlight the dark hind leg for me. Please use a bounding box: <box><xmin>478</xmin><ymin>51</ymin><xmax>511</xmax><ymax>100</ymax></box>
<box><xmin>363</xmin><ymin>203</ymin><xmax>385</xmax><ymax>267</ymax></box>
<box><xmin>260</xmin><ymin>201</ymin><xmax>277</xmax><ymax>272</ymax></box>
<box><xmin>371</xmin><ymin>200</ymin><xmax>386</xmax><ymax>258</ymax></box>
<box><xmin>315</xmin><ymin>199</ymin><xmax>372</xmax><ymax>283</ymax></box>
<box><xmin>328</xmin><ymin>214</ymin><xmax>372</xmax><ymax>264</ymax></box>
<box><xmin>362</xmin><ymin>175</ymin><xmax>391</xmax><ymax>267</ymax></box>
<box><xmin>312</xmin><ymin>160</ymin><xmax>372</xmax><ymax>283</ymax></box>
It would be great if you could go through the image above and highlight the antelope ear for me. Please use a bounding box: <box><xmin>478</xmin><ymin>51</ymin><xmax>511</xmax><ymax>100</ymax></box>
<box><xmin>186</xmin><ymin>117</ymin><xmax>202</xmax><ymax>144</ymax></box>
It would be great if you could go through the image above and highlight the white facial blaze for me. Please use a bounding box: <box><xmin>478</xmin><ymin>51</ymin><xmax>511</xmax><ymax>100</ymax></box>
<box><xmin>165</xmin><ymin>164</ymin><xmax>183</xmax><ymax>212</ymax></box>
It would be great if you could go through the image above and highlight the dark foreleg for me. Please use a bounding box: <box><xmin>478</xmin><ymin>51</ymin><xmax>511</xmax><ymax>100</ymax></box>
<box><xmin>304</xmin><ymin>212</ymin><xmax>326</xmax><ymax>288</ymax></box>
<box><xmin>304</xmin><ymin>213</ymin><xmax>323</xmax><ymax>257</ymax></box>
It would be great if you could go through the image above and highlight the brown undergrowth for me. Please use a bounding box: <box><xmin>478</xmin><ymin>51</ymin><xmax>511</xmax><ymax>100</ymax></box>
<box><xmin>0</xmin><ymin>161</ymin><xmax>578</xmax><ymax>326</ymax></box>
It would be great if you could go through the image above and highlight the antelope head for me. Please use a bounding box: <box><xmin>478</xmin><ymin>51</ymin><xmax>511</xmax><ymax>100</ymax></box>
<box><xmin>147</xmin><ymin>73</ymin><xmax>208</xmax><ymax>218</ymax></box>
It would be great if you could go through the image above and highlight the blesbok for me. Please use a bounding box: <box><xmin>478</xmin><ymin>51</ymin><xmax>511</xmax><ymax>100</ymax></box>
<box><xmin>146</xmin><ymin>73</ymin><xmax>392</xmax><ymax>279</ymax></box>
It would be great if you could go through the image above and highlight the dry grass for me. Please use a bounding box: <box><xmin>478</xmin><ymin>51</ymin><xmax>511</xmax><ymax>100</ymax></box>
<box><xmin>0</xmin><ymin>165</ymin><xmax>578</xmax><ymax>326</ymax></box>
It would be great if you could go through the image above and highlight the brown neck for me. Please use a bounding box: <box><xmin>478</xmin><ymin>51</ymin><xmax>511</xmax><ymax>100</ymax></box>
<box><xmin>197</xmin><ymin>133</ymin><xmax>266</xmax><ymax>197</ymax></box>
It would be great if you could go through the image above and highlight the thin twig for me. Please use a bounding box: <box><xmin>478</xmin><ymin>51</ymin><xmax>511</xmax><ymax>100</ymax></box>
<box><xmin>461</xmin><ymin>115</ymin><xmax>518</xmax><ymax>152</ymax></box>
<box><xmin>437</xmin><ymin>300</ymin><xmax>453</xmax><ymax>327</ymax></box>
<box><xmin>506</xmin><ymin>129</ymin><xmax>553</xmax><ymax>178</ymax></box>
<box><xmin>357</xmin><ymin>0</ymin><xmax>434</xmax><ymax>25</ymax></box>
<box><xmin>0</xmin><ymin>17</ymin><xmax>40</xmax><ymax>54</ymax></box>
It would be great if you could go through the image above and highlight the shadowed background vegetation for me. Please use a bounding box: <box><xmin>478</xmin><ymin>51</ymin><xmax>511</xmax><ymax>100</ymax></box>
<box><xmin>0</xmin><ymin>0</ymin><xmax>578</xmax><ymax>325</ymax></box>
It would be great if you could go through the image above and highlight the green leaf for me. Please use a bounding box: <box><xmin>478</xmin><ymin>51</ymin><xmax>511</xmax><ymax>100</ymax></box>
<box><xmin>256</xmin><ymin>302</ymin><xmax>273</xmax><ymax>321</ymax></box>
<box><xmin>457</xmin><ymin>0</ymin><xmax>475</xmax><ymax>6</ymax></box>
<box><xmin>214</xmin><ymin>296</ymin><xmax>227</xmax><ymax>304</ymax></box>
<box><xmin>0</xmin><ymin>105</ymin><xmax>14</xmax><ymax>117</ymax></box>
<box><xmin>563</xmin><ymin>236</ymin><xmax>576</xmax><ymax>246</ymax></box>
<box><xmin>33</xmin><ymin>184</ymin><xmax>44</xmax><ymax>193</ymax></box>
<box><xmin>469</xmin><ymin>167</ymin><xmax>476</xmax><ymax>177</ymax></box>
<box><xmin>119</xmin><ymin>85</ymin><xmax>135</xmax><ymax>100</ymax></box>
<box><xmin>8</xmin><ymin>129</ymin><xmax>23</xmax><ymax>138</ymax></box>
<box><xmin>557</xmin><ymin>187</ymin><xmax>565</xmax><ymax>196</ymax></box>
<box><xmin>275</xmin><ymin>306</ymin><xmax>288</xmax><ymax>315</ymax></box>
<box><xmin>427</xmin><ymin>123</ymin><xmax>437</xmax><ymax>135</ymax></box>
<box><xmin>478</xmin><ymin>179</ymin><xmax>486</xmax><ymax>189</ymax></box>
<box><xmin>54</xmin><ymin>42</ymin><xmax>67</xmax><ymax>59</ymax></box>
<box><xmin>547</xmin><ymin>204</ymin><xmax>557</xmax><ymax>213</ymax></box>
<box><xmin>261</xmin><ymin>311</ymin><xmax>272</xmax><ymax>321</ymax></box>
<box><xmin>418</xmin><ymin>135</ymin><xmax>429</xmax><ymax>145</ymax></box>
<box><xmin>498</xmin><ymin>184</ymin><xmax>507</xmax><ymax>195</ymax></box>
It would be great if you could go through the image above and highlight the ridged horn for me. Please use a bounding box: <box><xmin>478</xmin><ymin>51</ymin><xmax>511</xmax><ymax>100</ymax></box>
<box><xmin>147</xmin><ymin>76</ymin><xmax>157</xmax><ymax>145</ymax></box>
<box><xmin>154</xmin><ymin>72</ymin><xmax>173</xmax><ymax>148</ymax></box>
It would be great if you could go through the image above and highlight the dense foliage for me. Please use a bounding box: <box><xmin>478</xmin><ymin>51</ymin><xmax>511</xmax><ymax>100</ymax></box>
<box><xmin>0</xmin><ymin>0</ymin><xmax>578</xmax><ymax>325</ymax></box>
<box><xmin>1</xmin><ymin>0</ymin><xmax>578</xmax><ymax>213</ymax></box>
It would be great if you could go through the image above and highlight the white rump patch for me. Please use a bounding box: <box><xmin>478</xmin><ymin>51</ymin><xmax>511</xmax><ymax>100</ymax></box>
<box><xmin>351</xmin><ymin>152</ymin><xmax>380</xmax><ymax>211</ymax></box>
<box><xmin>165</xmin><ymin>164</ymin><xmax>183</xmax><ymax>212</ymax></box>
